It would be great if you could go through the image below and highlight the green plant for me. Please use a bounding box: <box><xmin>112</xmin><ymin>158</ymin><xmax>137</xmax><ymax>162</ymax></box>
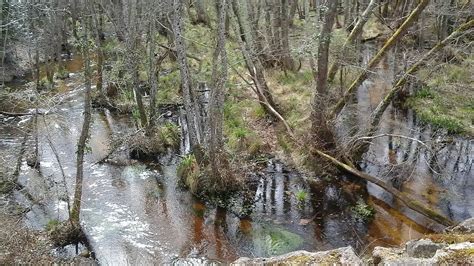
<box><xmin>158</xmin><ymin>122</ymin><xmax>180</xmax><ymax>149</ymax></box>
<box><xmin>295</xmin><ymin>190</ymin><xmax>308</xmax><ymax>203</ymax></box>
<box><xmin>45</xmin><ymin>219</ymin><xmax>61</xmax><ymax>232</ymax></box>
<box><xmin>352</xmin><ymin>199</ymin><xmax>375</xmax><ymax>220</ymax></box>
<box><xmin>177</xmin><ymin>154</ymin><xmax>200</xmax><ymax>194</ymax></box>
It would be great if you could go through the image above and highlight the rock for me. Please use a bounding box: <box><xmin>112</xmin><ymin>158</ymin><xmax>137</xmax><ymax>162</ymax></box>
<box><xmin>371</xmin><ymin>242</ymin><xmax>474</xmax><ymax>265</ymax></box>
<box><xmin>406</xmin><ymin>239</ymin><xmax>445</xmax><ymax>258</ymax></box>
<box><xmin>446</xmin><ymin>218</ymin><xmax>474</xmax><ymax>234</ymax></box>
<box><xmin>372</xmin><ymin>247</ymin><xmax>404</xmax><ymax>265</ymax></box>
<box><xmin>232</xmin><ymin>247</ymin><xmax>362</xmax><ymax>265</ymax></box>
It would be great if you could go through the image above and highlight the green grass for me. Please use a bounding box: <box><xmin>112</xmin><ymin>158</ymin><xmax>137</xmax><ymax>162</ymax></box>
<box><xmin>407</xmin><ymin>86</ymin><xmax>472</xmax><ymax>135</ymax></box>
<box><xmin>177</xmin><ymin>154</ymin><xmax>200</xmax><ymax>194</ymax></box>
<box><xmin>295</xmin><ymin>190</ymin><xmax>308</xmax><ymax>202</ymax></box>
<box><xmin>408</xmin><ymin>58</ymin><xmax>474</xmax><ymax>135</ymax></box>
<box><xmin>158</xmin><ymin>122</ymin><xmax>181</xmax><ymax>149</ymax></box>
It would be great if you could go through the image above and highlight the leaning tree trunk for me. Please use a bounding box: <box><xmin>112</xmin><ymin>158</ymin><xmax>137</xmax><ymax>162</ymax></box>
<box><xmin>331</xmin><ymin>0</ymin><xmax>430</xmax><ymax>118</ymax></box>
<box><xmin>311</xmin><ymin>0</ymin><xmax>337</xmax><ymax>149</ymax></box>
<box><xmin>231</xmin><ymin>0</ymin><xmax>281</xmax><ymax>117</ymax></box>
<box><xmin>328</xmin><ymin>0</ymin><xmax>377</xmax><ymax>83</ymax></box>
<box><xmin>351</xmin><ymin>19</ymin><xmax>474</xmax><ymax>158</ymax></box>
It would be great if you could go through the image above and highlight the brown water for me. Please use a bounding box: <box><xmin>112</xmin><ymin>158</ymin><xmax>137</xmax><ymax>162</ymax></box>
<box><xmin>1</xmin><ymin>51</ymin><xmax>472</xmax><ymax>264</ymax></box>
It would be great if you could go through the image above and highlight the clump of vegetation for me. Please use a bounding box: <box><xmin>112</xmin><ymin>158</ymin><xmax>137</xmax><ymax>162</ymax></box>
<box><xmin>0</xmin><ymin>179</ymin><xmax>16</xmax><ymax>195</ymax></box>
<box><xmin>177</xmin><ymin>154</ymin><xmax>201</xmax><ymax>194</ymax></box>
<box><xmin>253</xmin><ymin>225</ymin><xmax>305</xmax><ymax>256</ymax></box>
<box><xmin>129</xmin><ymin>122</ymin><xmax>181</xmax><ymax>159</ymax></box>
<box><xmin>295</xmin><ymin>190</ymin><xmax>308</xmax><ymax>203</ymax></box>
<box><xmin>158</xmin><ymin>122</ymin><xmax>180</xmax><ymax>149</ymax></box>
<box><xmin>352</xmin><ymin>199</ymin><xmax>375</xmax><ymax>220</ymax></box>
<box><xmin>408</xmin><ymin>58</ymin><xmax>474</xmax><ymax>135</ymax></box>
<box><xmin>54</xmin><ymin>67</ymin><xmax>70</xmax><ymax>80</ymax></box>
<box><xmin>224</xmin><ymin>100</ymin><xmax>265</xmax><ymax>158</ymax></box>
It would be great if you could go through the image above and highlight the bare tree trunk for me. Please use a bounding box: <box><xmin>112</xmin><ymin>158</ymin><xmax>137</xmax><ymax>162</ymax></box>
<box><xmin>331</xmin><ymin>0</ymin><xmax>430</xmax><ymax>118</ymax></box>
<box><xmin>311</xmin><ymin>0</ymin><xmax>337</xmax><ymax>149</ymax></box>
<box><xmin>281</xmin><ymin>0</ymin><xmax>295</xmax><ymax>71</ymax></box>
<box><xmin>207</xmin><ymin>0</ymin><xmax>230</xmax><ymax>188</ymax></box>
<box><xmin>173</xmin><ymin>0</ymin><xmax>200</xmax><ymax>149</ymax></box>
<box><xmin>328</xmin><ymin>0</ymin><xmax>377</xmax><ymax>83</ymax></box>
<box><xmin>70</xmin><ymin>23</ymin><xmax>93</xmax><ymax>227</ymax></box>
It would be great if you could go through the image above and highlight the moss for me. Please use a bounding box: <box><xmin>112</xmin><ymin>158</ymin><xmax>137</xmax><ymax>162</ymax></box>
<box><xmin>0</xmin><ymin>179</ymin><xmax>16</xmax><ymax>194</ymax></box>
<box><xmin>45</xmin><ymin>219</ymin><xmax>61</xmax><ymax>232</ymax></box>
<box><xmin>438</xmin><ymin>248</ymin><xmax>474</xmax><ymax>264</ymax></box>
<box><xmin>427</xmin><ymin>233</ymin><xmax>474</xmax><ymax>244</ymax></box>
<box><xmin>409</xmin><ymin>59</ymin><xmax>474</xmax><ymax>136</ymax></box>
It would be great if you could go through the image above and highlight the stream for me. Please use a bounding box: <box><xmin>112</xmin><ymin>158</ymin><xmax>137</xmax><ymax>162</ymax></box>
<box><xmin>1</xmin><ymin>48</ymin><xmax>472</xmax><ymax>264</ymax></box>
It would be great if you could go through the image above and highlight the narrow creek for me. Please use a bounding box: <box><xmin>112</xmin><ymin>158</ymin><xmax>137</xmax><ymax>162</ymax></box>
<box><xmin>1</xmin><ymin>48</ymin><xmax>472</xmax><ymax>264</ymax></box>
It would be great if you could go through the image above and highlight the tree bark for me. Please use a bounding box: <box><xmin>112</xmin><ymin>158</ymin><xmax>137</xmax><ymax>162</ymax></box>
<box><xmin>173</xmin><ymin>0</ymin><xmax>200</xmax><ymax>149</ymax></box>
<box><xmin>71</xmin><ymin>24</ymin><xmax>93</xmax><ymax>227</ymax></box>
<box><xmin>328</xmin><ymin>0</ymin><xmax>377</xmax><ymax>83</ymax></box>
<box><xmin>207</xmin><ymin>0</ymin><xmax>229</xmax><ymax>187</ymax></box>
<box><xmin>311</xmin><ymin>0</ymin><xmax>337</xmax><ymax>149</ymax></box>
<box><xmin>331</xmin><ymin>0</ymin><xmax>430</xmax><ymax>118</ymax></box>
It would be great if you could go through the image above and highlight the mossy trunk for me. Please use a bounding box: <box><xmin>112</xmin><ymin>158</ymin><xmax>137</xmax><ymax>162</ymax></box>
<box><xmin>331</xmin><ymin>0</ymin><xmax>430</xmax><ymax>118</ymax></box>
<box><xmin>351</xmin><ymin>19</ymin><xmax>474</xmax><ymax>159</ymax></box>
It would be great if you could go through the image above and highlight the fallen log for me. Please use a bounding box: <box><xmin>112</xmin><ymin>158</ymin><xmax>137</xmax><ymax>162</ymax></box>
<box><xmin>265</xmin><ymin>104</ymin><xmax>455</xmax><ymax>226</ymax></box>
<box><xmin>311</xmin><ymin>148</ymin><xmax>455</xmax><ymax>227</ymax></box>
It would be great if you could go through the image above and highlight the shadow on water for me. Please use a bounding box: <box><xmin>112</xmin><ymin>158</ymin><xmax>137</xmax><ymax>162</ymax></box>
<box><xmin>0</xmin><ymin>50</ymin><xmax>471</xmax><ymax>263</ymax></box>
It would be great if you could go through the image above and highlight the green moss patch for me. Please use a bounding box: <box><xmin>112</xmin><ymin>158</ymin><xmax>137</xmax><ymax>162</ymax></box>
<box><xmin>408</xmin><ymin>60</ymin><xmax>474</xmax><ymax>135</ymax></box>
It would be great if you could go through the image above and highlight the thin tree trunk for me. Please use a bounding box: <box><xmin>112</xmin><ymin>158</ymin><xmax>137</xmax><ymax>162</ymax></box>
<box><xmin>195</xmin><ymin>0</ymin><xmax>210</xmax><ymax>26</ymax></box>
<box><xmin>281</xmin><ymin>0</ymin><xmax>295</xmax><ymax>71</ymax></box>
<box><xmin>365</xmin><ymin>19</ymin><xmax>474</xmax><ymax>144</ymax></box>
<box><xmin>173</xmin><ymin>0</ymin><xmax>199</xmax><ymax>149</ymax></box>
<box><xmin>70</xmin><ymin>25</ymin><xmax>93</xmax><ymax>227</ymax></box>
<box><xmin>311</xmin><ymin>0</ymin><xmax>337</xmax><ymax>148</ymax></box>
<box><xmin>331</xmin><ymin>0</ymin><xmax>430</xmax><ymax>118</ymax></box>
<box><xmin>231</xmin><ymin>0</ymin><xmax>281</xmax><ymax>117</ymax></box>
<box><xmin>328</xmin><ymin>0</ymin><xmax>377</xmax><ymax>83</ymax></box>
<box><xmin>208</xmin><ymin>0</ymin><xmax>229</xmax><ymax>186</ymax></box>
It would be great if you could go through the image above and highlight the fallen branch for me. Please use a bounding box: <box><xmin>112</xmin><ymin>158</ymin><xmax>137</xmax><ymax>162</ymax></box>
<box><xmin>0</xmin><ymin>110</ymin><xmax>45</xmax><ymax>117</ymax></box>
<box><xmin>273</xmin><ymin>113</ymin><xmax>455</xmax><ymax>226</ymax></box>
<box><xmin>355</xmin><ymin>133</ymin><xmax>431</xmax><ymax>151</ymax></box>
<box><xmin>310</xmin><ymin>147</ymin><xmax>455</xmax><ymax>227</ymax></box>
